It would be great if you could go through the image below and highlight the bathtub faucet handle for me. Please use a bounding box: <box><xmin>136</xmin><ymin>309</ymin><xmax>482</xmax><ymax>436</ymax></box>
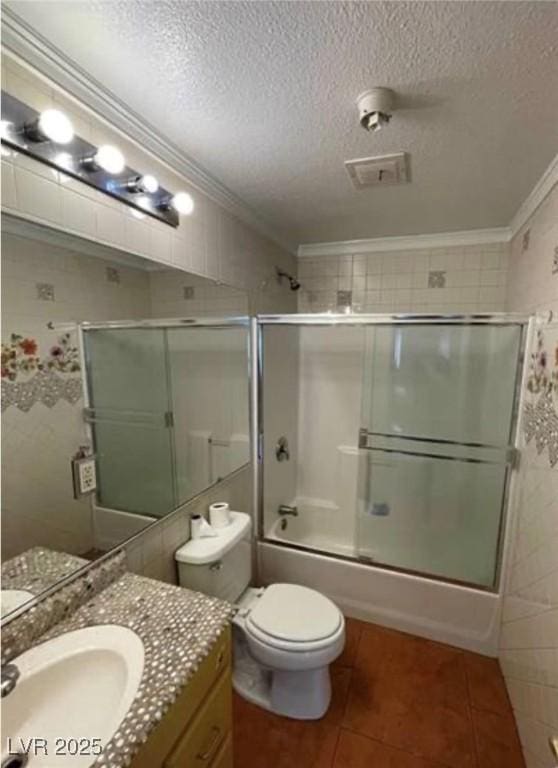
<box><xmin>275</xmin><ymin>436</ymin><xmax>290</xmax><ymax>462</ymax></box>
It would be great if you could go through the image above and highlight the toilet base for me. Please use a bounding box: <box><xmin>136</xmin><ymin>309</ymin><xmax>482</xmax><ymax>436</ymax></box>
<box><xmin>232</xmin><ymin>627</ymin><xmax>332</xmax><ymax>720</ymax></box>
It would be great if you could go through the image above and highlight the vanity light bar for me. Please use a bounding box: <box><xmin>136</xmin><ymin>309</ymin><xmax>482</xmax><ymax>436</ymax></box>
<box><xmin>1</xmin><ymin>91</ymin><xmax>194</xmax><ymax>228</ymax></box>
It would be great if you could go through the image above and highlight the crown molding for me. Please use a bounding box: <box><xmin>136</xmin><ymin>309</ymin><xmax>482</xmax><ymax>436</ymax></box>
<box><xmin>299</xmin><ymin>151</ymin><xmax>558</xmax><ymax>258</ymax></box>
<box><xmin>297</xmin><ymin>228</ymin><xmax>511</xmax><ymax>258</ymax></box>
<box><xmin>509</xmin><ymin>152</ymin><xmax>558</xmax><ymax>238</ymax></box>
<box><xmin>1</xmin><ymin>7</ymin><xmax>295</xmax><ymax>254</ymax></box>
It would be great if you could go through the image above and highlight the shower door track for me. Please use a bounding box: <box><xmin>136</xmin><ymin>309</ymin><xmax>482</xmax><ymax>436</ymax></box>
<box><xmin>252</xmin><ymin>312</ymin><xmax>534</xmax><ymax>595</ymax></box>
<box><xmin>260</xmin><ymin>536</ymin><xmax>502</xmax><ymax>593</ymax></box>
<box><xmin>256</xmin><ymin>312</ymin><xmax>531</xmax><ymax>326</ymax></box>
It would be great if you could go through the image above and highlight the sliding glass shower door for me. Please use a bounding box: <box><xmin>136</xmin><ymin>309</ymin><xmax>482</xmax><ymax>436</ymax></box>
<box><xmin>257</xmin><ymin>315</ymin><xmax>527</xmax><ymax>591</ymax></box>
<box><xmin>84</xmin><ymin>328</ymin><xmax>177</xmax><ymax>517</ymax></box>
<box><xmin>83</xmin><ymin>320</ymin><xmax>250</xmax><ymax>520</ymax></box>
<box><xmin>356</xmin><ymin>323</ymin><xmax>523</xmax><ymax>587</ymax></box>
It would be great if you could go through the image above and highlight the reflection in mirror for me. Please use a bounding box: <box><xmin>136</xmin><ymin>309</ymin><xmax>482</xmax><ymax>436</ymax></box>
<box><xmin>1</xmin><ymin>214</ymin><xmax>249</xmax><ymax>619</ymax></box>
<box><xmin>83</xmin><ymin>324</ymin><xmax>249</xmax><ymax>541</ymax></box>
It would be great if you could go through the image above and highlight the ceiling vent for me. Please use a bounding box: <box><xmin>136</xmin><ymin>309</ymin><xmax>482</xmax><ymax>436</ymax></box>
<box><xmin>345</xmin><ymin>152</ymin><xmax>409</xmax><ymax>190</ymax></box>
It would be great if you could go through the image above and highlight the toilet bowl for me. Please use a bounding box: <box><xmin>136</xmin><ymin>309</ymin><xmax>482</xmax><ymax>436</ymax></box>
<box><xmin>175</xmin><ymin>511</ymin><xmax>345</xmax><ymax>719</ymax></box>
<box><xmin>233</xmin><ymin>583</ymin><xmax>345</xmax><ymax>719</ymax></box>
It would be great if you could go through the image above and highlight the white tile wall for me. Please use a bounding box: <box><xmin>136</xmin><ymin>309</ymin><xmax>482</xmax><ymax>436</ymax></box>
<box><xmin>507</xmin><ymin>184</ymin><xmax>558</xmax><ymax>317</ymax></box>
<box><xmin>1</xmin><ymin>231</ymin><xmax>153</xmax><ymax>560</ymax></box>
<box><xmin>501</xmin><ymin>183</ymin><xmax>558</xmax><ymax>768</ymax></box>
<box><xmin>149</xmin><ymin>271</ymin><xmax>249</xmax><ymax>317</ymax></box>
<box><xmin>297</xmin><ymin>243</ymin><xmax>510</xmax><ymax>313</ymax></box>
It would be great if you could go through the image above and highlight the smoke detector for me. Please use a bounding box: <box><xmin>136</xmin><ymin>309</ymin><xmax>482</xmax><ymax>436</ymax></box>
<box><xmin>345</xmin><ymin>152</ymin><xmax>409</xmax><ymax>189</ymax></box>
<box><xmin>356</xmin><ymin>87</ymin><xmax>395</xmax><ymax>132</ymax></box>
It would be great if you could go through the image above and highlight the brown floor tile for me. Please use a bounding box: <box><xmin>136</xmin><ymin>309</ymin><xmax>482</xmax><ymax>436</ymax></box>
<box><xmin>333</xmin><ymin>729</ymin><xmax>446</xmax><ymax>768</ymax></box>
<box><xmin>344</xmin><ymin>625</ymin><xmax>476</xmax><ymax>768</ymax></box>
<box><xmin>342</xmin><ymin>625</ymin><xmax>394</xmax><ymax>740</ymax></box>
<box><xmin>472</xmin><ymin>708</ymin><xmax>526</xmax><ymax>768</ymax></box>
<box><xmin>233</xmin><ymin>666</ymin><xmax>351</xmax><ymax>768</ymax></box>
<box><xmin>334</xmin><ymin>617</ymin><xmax>365</xmax><ymax>669</ymax></box>
<box><xmin>233</xmin><ymin>618</ymin><xmax>524</xmax><ymax>768</ymax></box>
<box><xmin>464</xmin><ymin>652</ymin><xmax>511</xmax><ymax>716</ymax></box>
<box><xmin>385</xmin><ymin>698</ymin><xmax>476</xmax><ymax>768</ymax></box>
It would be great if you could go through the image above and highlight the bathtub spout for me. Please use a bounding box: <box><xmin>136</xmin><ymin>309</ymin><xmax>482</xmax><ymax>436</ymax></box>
<box><xmin>278</xmin><ymin>504</ymin><xmax>298</xmax><ymax>517</ymax></box>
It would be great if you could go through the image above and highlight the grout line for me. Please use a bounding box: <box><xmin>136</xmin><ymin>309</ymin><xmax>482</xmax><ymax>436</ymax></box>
<box><xmin>329</xmin><ymin>727</ymin><xmax>342</xmax><ymax>767</ymax></box>
<box><xmin>338</xmin><ymin>725</ymin><xmax>451</xmax><ymax>768</ymax></box>
<box><xmin>462</xmin><ymin>652</ymin><xmax>482</xmax><ymax>768</ymax></box>
<box><xmin>501</xmin><ymin>602</ymin><xmax>556</xmax><ymax>626</ymax></box>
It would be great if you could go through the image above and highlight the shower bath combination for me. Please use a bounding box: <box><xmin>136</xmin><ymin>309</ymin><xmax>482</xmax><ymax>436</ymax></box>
<box><xmin>254</xmin><ymin>312</ymin><xmax>532</xmax><ymax>656</ymax></box>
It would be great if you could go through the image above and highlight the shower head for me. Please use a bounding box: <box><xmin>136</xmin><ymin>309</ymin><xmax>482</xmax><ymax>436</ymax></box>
<box><xmin>276</xmin><ymin>267</ymin><xmax>301</xmax><ymax>292</ymax></box>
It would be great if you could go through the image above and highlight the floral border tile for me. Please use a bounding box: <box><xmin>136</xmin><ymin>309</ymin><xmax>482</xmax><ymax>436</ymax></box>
<box><xmin>1</xmin><ymin>370</ymin><xmax>82</xmax><ymax>412</ymax></box>
<box><xmin>523</xmin><ymin>328</ymin><xmax>558</xmax><ymax>468</ymax></box>
<box><xmin>1</xmin><ymin>332</ymin><xmax>82</xmax><ymax>412</ymax></box>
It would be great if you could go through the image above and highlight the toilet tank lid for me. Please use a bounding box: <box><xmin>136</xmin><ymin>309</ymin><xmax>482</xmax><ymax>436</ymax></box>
<box><xmin>175</xmin><ymin>511</ymin><xmax>251</xmax><ymax>565</ymax></box>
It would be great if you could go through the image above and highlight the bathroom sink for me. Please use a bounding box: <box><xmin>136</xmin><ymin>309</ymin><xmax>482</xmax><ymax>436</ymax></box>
<box><xmin>1</xmin><ymin>624</ymin><xmax>144</xmax><ymax>767</ymax></box>
<box><xmin>1</xmin><ymin>589</ymin><xmax>34</xmax><ymax>618</ymax></box>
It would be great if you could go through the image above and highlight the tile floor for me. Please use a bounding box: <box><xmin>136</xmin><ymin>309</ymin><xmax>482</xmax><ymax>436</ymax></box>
<box><xmin>233</xmin><ymin>618</ymin><xmax>525</xmax><ymax>768</ymax></box>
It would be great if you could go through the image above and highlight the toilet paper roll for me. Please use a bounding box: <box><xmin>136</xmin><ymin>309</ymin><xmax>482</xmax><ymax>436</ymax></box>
<box><xmin>190</xmin><ymin>515</ymin><xmax>218</xmax><ymax>539</ymax></box>
<box><xmin>209</xmin><ymin>502</ymin><xmax>231</xmax><ymax>528</ymax></box>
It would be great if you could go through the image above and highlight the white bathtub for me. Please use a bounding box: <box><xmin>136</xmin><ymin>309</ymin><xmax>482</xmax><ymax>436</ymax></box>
<box><xmin>267</xmin><ymin>499</ymin><xmax>354</xmax><ymax>557</ymax></box>
<box><xmin>259</xmin><ymin>522</ymin><xmax>502</xmax><ymax>656</ymax></box>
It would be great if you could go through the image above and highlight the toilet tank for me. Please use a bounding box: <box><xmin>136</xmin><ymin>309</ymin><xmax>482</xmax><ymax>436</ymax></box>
<box><xmin>175</xmin><ymin>511</ymin><xmax>252</xmax><ymax>603</ymax></box>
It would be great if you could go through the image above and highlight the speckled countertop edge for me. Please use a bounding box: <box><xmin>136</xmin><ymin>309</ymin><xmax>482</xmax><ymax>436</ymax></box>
<box><xmin>36</xmin><ymin>572</ymin><xmax>234</xmax><ymax>768</ymax></box>
<box><xmin>1</xmin><ymin>551</ymin><xmax>126</xmax><ymax>665</ymax></box>
<box><xmin>1</xmin><ymin>547</ymin><xmax>88</xmax><ymax>595</ymax></box>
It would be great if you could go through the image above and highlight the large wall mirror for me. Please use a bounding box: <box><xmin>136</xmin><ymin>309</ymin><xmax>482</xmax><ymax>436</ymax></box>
<box><xmin>1</xmin><ymin>213</ymin><xmax>250</xmax><ymax>620</ymax></box>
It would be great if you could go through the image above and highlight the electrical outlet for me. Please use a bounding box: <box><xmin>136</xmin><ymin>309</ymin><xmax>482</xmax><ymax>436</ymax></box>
<box><xmin>72</xmin><ymin>456</ymin><xmax>97</xmax><ymax>498</ymax></box>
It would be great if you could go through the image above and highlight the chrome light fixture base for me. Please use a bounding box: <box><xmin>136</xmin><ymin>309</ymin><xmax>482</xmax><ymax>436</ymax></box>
<box><xmin>1</xmin><ymin>91</ymin><xmax>179</xmax><ymax>227</ymax></box>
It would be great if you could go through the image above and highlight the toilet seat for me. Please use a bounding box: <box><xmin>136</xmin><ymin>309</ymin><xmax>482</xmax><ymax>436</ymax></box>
<box><xmin>244</xmin><ymin>583</ymin><xmax>344</xmax><ymax>652</ymax></box>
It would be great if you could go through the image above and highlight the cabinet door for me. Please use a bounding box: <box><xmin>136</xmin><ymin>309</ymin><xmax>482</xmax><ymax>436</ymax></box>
<box><xmin>129</xmin><ymin>627</ymin><xmax>231</xmax><ymax>768</ymax></box>
<box><xmin>165</xmin><ymin>670</ymin><xmax>232</xmax><ymax>768</ymax></box>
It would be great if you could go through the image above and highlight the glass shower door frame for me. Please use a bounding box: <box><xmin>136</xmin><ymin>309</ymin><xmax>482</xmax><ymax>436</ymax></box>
<box><xmin>253</xmin><ymin>313</ymin><xmax>533</xmax><ymax>594</ymax></box>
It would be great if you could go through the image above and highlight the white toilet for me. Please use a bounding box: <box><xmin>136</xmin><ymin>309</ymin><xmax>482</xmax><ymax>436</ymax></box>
<box><xmin>175</xmin><ymin>511</ymin><xmax>345</xmax><ymax>719</ymax></box>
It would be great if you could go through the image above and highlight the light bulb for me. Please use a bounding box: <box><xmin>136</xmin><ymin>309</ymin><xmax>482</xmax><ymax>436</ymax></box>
<box><xmin>54</xmin><ymin>152</ymin><xmax>74</xmax><ymax>172</ymax></box>
<box><xmin>94</xmin><ymin>145</ymin><xmax>125</xmax><ymax>174</ymax></box>
<box><xmin>0</xmin><ymin>120</ymin><xmax>13</xmax><ymax>140</ymax></box>
<box><xmin>37</xmin><ymin>109</ymin><xmax>74</xmax><ymax>144</ymax></box>
<box><xmin>171</xmin><ymin>191</ymin><xmax>194</xmax><ymax>215</ymax></box>
<box><xmin>136</xmin><ymin>195</ymin><xmax>150</xmax><ymax>210</ymax></box>
<box><xmin>139</xmin><ymin>174</ymin><xmax>159</xmax><ymax>193</ymax></box>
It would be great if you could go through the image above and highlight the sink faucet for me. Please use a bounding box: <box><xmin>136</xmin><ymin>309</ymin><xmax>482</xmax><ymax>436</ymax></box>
<box><xmin>1</xmin><ymin>663</ymin><xmax>20</xmax><ymax>697</ymax></box>
<box><xmin>278</xmin><ymin>504</ymin><xmax>298</xmax><ymax>517</ymax></box>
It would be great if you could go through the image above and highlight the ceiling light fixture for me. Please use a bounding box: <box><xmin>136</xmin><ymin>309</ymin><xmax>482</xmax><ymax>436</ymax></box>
<box><xmin>26</xmin><ymin>108</ymin><xmax>75</xmax><ymax>144</ymax></box>
<box><xmin>356</xmin><ymin>88</ymin><xmax>395</xmax><ymax>132</ymax></box>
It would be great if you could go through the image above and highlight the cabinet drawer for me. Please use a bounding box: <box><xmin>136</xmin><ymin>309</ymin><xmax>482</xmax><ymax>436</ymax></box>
<box><xmin>165</xmin><ymin>668</ymin><xmax>232</xmax><ymax>768</ymax></box>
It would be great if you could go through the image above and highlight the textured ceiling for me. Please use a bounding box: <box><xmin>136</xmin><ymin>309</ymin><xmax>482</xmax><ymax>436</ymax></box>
<box><xmin>6</xmin><ymin>1</ymin><xmax>558</xmax><ymax>245</ymax></box>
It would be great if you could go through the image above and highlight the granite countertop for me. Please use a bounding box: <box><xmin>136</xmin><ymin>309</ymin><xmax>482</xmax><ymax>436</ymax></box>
<box><xmin>37</xmin><ymin>571</ymin><xmax>234</xmax><ymax>768</ymax></box>
<box><xmin>1</xmin><ymin>547</ymin><xmax>88</xmax><ymax>595</ymax></box>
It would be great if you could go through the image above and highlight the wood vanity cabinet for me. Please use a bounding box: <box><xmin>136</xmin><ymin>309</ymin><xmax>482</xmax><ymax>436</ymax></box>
<box><xmin>130</xmin><ymin>625</ymin><xmax>233</xmax><ymax>768</ymax></box>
